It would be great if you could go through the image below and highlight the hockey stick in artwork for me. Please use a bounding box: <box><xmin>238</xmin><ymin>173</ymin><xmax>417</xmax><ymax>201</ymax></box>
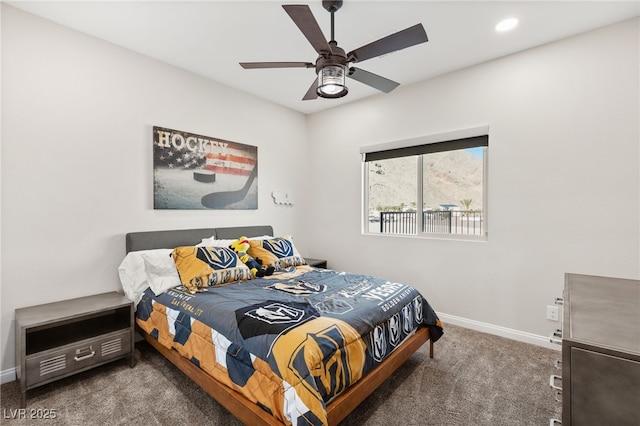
<box><xmin>200</xmin><ymin>164</ymin><xmax>257</xmax><ymax>209</ymax></box>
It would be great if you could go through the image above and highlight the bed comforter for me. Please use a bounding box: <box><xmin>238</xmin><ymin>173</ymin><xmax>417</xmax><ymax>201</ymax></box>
<box><xmin>136</xmin><ymin>265</ymin><xmax>443</xmax><ymax>425</ymax></box>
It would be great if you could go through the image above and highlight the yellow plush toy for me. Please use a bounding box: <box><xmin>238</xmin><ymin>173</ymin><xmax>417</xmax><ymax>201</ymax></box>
<box><xmin>229</xmin><ymin>237</ymin><xmax>275</xmax><ymax>278</ymax></box>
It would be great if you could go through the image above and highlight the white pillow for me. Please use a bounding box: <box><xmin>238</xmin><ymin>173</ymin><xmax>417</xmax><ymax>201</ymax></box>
<box><xmin>196</xmin><ymin>235</ymin><xmax>216</xmax><ymax>246</ymax></box>
<box><xmin>198</xmin><ymin>235</ymin><xmax>273</xmax><ymax>247</ymax></box>
<box><xmin>197</xmin><ymin>238</ymin><xmax>236</xmax><ymax>247</ymax></box>
<box><xmin>119</xmin><ymin>250</ymin><xmax>154</xmax><ymax>305</ymax></box>
<box><xmin>118</xmin><ymin>249</ymin><xmax>180</xmax><ymax>304</ymax></box>
<box><xmin>142</xmin><ymin>251</ymin><xmax>181</xmax><ymax>295</ymax></box>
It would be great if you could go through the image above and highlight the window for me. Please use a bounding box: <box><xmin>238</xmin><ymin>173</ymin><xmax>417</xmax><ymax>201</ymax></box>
<box><xmin>362</xmin><ymin>127</ymin><xmax>488</xmax><ymax>239</ymax></box>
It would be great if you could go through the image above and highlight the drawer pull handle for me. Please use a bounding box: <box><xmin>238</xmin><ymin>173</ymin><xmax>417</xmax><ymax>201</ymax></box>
<box><xmin>549</xmin><ymin>329</ymin><xmax>562</xmax><ymax>345</ymax></box>
<box><xmin>550</xmin><ymin>419</ymin><xmax>562</xmax><ymax>425</ymax></box>
<box><xmin>554</xmin><ymin>297</ymin><xmax>564</xmax><ymax>306</ymax></box>
<box><xmin>554</xmin><ymin>359</ymin><xmax>562</xmax><ymax>369</ymax></box>
<box><xmin>74</xmin><ymin>348</ymin><xmax>95</xmax><ymax>362</ymax></box>
<box><xmin>549</xmin><ymin>374</ymin><xmax>562</xmax><ymax>391</ymax></box>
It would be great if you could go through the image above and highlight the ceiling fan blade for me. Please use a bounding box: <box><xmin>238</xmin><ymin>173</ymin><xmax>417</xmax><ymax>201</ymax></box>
<box><xmin>348</xmin><ymin>24</ymin><xmax>428</xmax><ymax>63</ymax></box>
<box><xmin>283</xmin><ymin>5</ymin><xmax>332</xmax><ymax>54</ymax></box>
<box><xmin>302</xmin><ymin>78</ymin><xmax>319</xmax><ymax>100</ymax></box>
<box><xmin>348</xmin><ymin>67</ymin><xmax>400</xmax><ymax>93</ymax></box>
<box><xmin>240</xmin><ymin>62</ymin><xmax>314</xmax><ymax>69</ymax></box>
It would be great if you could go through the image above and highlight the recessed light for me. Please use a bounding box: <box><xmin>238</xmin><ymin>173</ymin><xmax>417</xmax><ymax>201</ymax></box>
<box><xmin>495</xmin><ymin>17</ymin><xmax>519</xmax><ymax>32</ymax></box>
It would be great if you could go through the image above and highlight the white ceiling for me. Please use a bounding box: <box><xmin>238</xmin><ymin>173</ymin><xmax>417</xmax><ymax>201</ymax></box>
<box><xmin>7</xmin><ymin>0</ymin><xmax>639</xmax><ymax>114</ymax></box>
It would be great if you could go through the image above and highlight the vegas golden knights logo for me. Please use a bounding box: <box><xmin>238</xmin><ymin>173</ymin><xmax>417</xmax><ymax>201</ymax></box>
<box><xmin>371</xmin><ymin>324</ymin><xmax>387</xmax><ymax>362</ymax></box>
<box><xmin>271</xmin><ymin>318</ymin><xmax>366</xmax><ymax>416</ymax></box>
<box><xmin>290</xmin><ymin>324</ymin><xmax>352</xmax><ymax>399</ymax></box>
<box><xmin>402</xmin><ymin>303</ymin><xmax>414</xmax><ymax>334</ymax></box>
<box><xmin>263</xmin><ymin>238</ymin><xmax>294</xmax><ymax>257</ymax></box>
<box><xmin>245</xmin><ymin>302</ymin><xmax>305</xmax><ymax>324</ymax></box>
<box><xmin>196</xmin><ymin>247</ymin><xmax>238</xmax><ymax>269</ymax></box>
<box><xmin>413</xmin><ymin>296</ymin><xmax>423</xmax><ymax>324</ymax></box>
<box><xmin>389</xmin><ymin>313</ymin><xmax>401</xmax><ymax>347</ymax></box>
<box><xmin>267</xmin><ymin>280</ymin><xmax>327</xmax><ymax>296</ymax></box>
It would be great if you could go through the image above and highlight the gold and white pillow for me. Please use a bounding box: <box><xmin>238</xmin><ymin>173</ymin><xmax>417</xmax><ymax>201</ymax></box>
<box><xmin>247</xmin><ymin>236</ymin><xmax>305</xmax><ymax>271</ymax></box>
<box><xmin>171</xmin><ymin>246</ymin><xmax>250</xmax><ymax>292</ymax></box>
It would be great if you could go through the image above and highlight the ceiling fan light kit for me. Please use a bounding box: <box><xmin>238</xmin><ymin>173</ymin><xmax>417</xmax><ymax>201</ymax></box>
<box><xmin>318</xmin><ymin>64</ymin><xmax>348</xmax><ymax>98</ymax></box>
<box><xmin>240</xmin><ymin>0</ymin><xmax>428</xmax><ymax>101</ymax></box>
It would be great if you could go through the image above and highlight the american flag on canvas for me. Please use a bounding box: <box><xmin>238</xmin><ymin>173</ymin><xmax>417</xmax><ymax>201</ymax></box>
<box><xmin>205</xmin><ymin>150</ymin><xmax>256</xmax><ymax>176</ymax></box>
<box><xmin>153</xmin><ymin>126</ymin><xmax>257</xmax><ymax>176</ymax></box>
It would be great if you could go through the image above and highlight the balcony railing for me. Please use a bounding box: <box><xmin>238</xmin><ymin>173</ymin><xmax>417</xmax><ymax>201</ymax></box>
<box><xmin>377</xmin><ymin>211</ymin><xmax>483</xmax><ymax>236</ymax></box>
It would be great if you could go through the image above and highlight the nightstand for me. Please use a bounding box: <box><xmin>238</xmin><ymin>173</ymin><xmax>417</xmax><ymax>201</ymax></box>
<box><xmin>305</xmin><ymin>258</ymin><xmax>327</xmax><ymax>268</ymax></box>
<box><xmin>15</xmin><ymin>292</ymin><xmax>134</xmax><ymax>407</ymax></box>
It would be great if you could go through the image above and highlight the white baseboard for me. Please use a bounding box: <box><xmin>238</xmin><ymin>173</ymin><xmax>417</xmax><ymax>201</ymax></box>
<box><xmin>437</xmin><ymin>312</ymin><xmax>561</xmax><ymax>351</ymax></box>
<box><xmin>0</xmin><ymin>314</ymin><xmax>559</xmax><ymax>384</ymax></box>
<box><xmin>1</xmin><ymin>367</ymin><xmax>16</xmax><ymax>385</ymax></box>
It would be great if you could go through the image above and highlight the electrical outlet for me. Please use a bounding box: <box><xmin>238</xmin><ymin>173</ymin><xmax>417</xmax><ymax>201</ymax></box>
<box><xmin>547</xmin><ymin>305</ymin><xmax>559</xmax><ymax>321</ymax></box>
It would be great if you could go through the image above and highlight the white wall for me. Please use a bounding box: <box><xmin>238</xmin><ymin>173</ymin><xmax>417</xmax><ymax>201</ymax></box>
<box><xmin>2</xmin><ymin>4</ymin><xmax>638</xmax><ymax>378</ymax></box>
<box><xmin>0</xmin><ymin>5</ymin><xmax>309</xmax><ymax>373</ymax></box>
<box><xmin>304</xmin><ymin>18</ymin><xmax>639</xmax><ymax>343</ymax></box>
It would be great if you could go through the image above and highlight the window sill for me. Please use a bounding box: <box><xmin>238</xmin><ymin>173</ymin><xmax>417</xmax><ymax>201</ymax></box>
<box><xmin>361</xmin><ymin>231</ymin><xmax>488</xmax><ymax>242</ymax></box>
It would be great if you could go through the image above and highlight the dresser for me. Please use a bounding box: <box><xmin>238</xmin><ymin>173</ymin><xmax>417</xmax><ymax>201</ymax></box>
<box><xmin>560</xmin><ymin>273</ymin><xmax>640</xmax><ymax>425</ymax></box>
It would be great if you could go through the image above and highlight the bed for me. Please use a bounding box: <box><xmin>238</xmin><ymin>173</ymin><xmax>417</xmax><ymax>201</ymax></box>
<box><xmin>120</xmin><ymin>225</ymin><xmax>443</xmax><ymax>426</ymax></box>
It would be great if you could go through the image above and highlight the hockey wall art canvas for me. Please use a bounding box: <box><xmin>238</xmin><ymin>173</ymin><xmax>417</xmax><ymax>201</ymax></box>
<box><xmin>153</xmin><ymin>126</ymin><xmax>258</xmax><ymax>210</ymax></box>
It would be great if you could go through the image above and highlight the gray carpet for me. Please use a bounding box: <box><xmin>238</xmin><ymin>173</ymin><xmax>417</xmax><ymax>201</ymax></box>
<box><xmin>1</xmin><ymin>324</ymin><xmax>563</xmax><ymax>425</ymax></box>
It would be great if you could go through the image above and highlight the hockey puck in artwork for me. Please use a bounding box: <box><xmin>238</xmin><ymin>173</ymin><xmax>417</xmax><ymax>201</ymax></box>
<box><xmin>193</xmin><ymin>170</ymin><xmax>216</xmax><ymax>183</ymax></box>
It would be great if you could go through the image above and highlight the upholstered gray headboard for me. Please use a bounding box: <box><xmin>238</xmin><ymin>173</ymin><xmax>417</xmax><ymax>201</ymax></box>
<box><xmin>125</xmin><ymin>225</ymin><xmax>273</xmax><ymax>253</ymax></box>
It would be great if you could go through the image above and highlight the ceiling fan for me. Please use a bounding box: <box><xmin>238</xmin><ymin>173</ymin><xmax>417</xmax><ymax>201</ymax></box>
<box><xmin>240</xmin><ymin>1</ymin><xmax>428</xmax><ymax>100</ymax></box>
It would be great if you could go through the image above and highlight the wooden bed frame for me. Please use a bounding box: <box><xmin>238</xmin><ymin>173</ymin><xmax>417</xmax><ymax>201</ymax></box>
<box><xmin>126</xmin><ymin>225</ymin><xmax>434</xmax><ymax>425</ymax></box>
